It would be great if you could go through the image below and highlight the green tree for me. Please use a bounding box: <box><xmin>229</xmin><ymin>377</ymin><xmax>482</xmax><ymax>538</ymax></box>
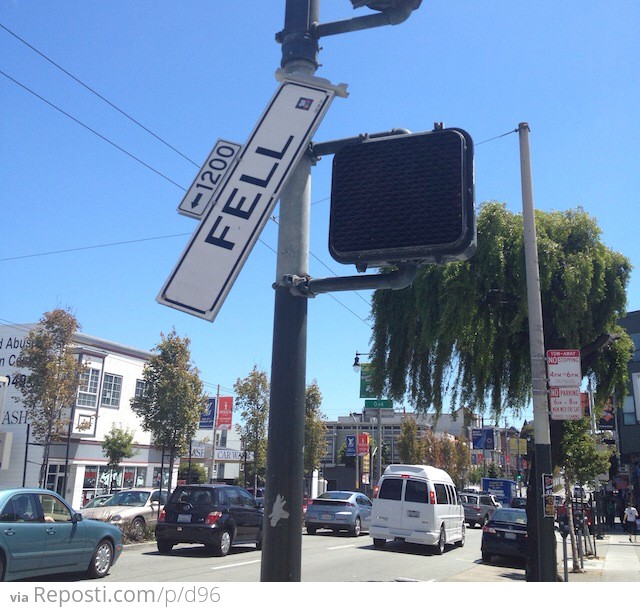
<box><xmin>14</xmin><ymin>308</ymin><xmax>86</xmax><ymax>487</ymax></box>
<box><xmin>559</xmin><ymin>417</ymin><xmax>612</xmax><ymax>570</ymax></box>
<box><xmin>397</xmin><ymin>417</ymin><xmax>424</xmax><ymax>463</ymax></box>
<box><xmin>304</xmin><ymin>380</ymin><xmax>327</xmax><ymax>478</ymax></box>
<box><xmin>370</xmin><ymin>202</ymin><xmax>632</xmax><ymax>464</ymax></box>
<box><xmin>178</xmin><ymin>461</ymin><xmax>207</xmax><ymax>484</ymax></box>
<box><xmin>234</xmin><ymin>366</ymin><xmax>269</xmax><ymax>494</ymax></box>
<box><xmin>131</xmin><ymin>329</ymin><xmax>205</xmax><ymax>492</ymax></box>
<box><xmin>102</xmin><ymin>425</ymin><xmax>138</xmax><ymax>491</ymax></box>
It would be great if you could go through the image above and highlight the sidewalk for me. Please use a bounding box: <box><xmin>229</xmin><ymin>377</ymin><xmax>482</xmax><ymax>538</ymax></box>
<box><xmin>563</xmin><ymin>527</ymin><xmax>640</xmax><ymax>582</ymax></box>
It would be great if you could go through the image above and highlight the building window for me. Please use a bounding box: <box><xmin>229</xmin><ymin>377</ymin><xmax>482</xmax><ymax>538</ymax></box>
<box><xmin>82</xmin><ymin>465</ymin><xmax>147</xmax><ymax>505</ymax></box>
<box><xmin>77</xmin><ymin>368</ymin><xmax>100</xmax><ymax>408</ymax></box>
<box><xmin>101</xmin><ymin>374</ymin><xmax>122</xmax><ymax>408</ymax></box>
<box><xmin>631</xmin><ymin>333</ymin><xmax>640</xmax><ymax>362</ymax></box>
<box><xmin>623</xmin><ymin>395</ymin><xmax>637</xmax><ymax>426</ymax></box>
<box><xmin>135</xmin><ymin>379</ymin><xmax>147</xmax><ymax>399</ymax></box>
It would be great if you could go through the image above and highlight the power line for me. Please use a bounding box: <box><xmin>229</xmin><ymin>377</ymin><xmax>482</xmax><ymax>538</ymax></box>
<box><xmin>0</xmin><ymin>22</ymin><xmax>199</xmax><ymax>168</ymax></box>
<box><xmin>0</xmin><ymin>69</ymin><xmax>186</xmax><ymax>191</ymax></box>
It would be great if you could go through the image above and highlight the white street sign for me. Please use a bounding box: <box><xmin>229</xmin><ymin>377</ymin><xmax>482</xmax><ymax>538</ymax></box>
<box><xmin>178</xmin><ymin>139</ymin><xmax>242</xmax><ymax>219</ymax></box>
<box><xmin>158</xmin><ymin>71</ymin><xmax>347</xmax><ymax>321</ymax></box>
<box><xmin>546</xmin><ymin>349</ymin><xmax>581</xmax><ymax>387</ymax></box>
<box><xmin>549</xmin><ymin>386</ymin><xmax>582</xmax><ymax>420</ymax></box>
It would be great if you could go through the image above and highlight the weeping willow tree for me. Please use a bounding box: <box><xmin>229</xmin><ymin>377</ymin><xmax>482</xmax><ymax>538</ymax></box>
<box><xmin>370</xmin><ymin>201</ymin><xmax>632</xmax><ymax>462</ymax></box>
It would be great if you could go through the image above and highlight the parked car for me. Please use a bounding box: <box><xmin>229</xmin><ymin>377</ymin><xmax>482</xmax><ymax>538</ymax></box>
<box><xmin>510</xmin><ymin>496</ymin><xmax>527</xmax><ymax>509</ymax></box>
<box><xmin>82</xmin><ymin>494</ymin><xmax>116</xmax><ymax>509</ymax></box>
<box><xmin>155</xmin><ymin>484</ymin><xmax>263</xmax><ymax>557</ymax></box>
<box><xmin>81</xmin><ymin>487</ymin><xmax>168</xmax><ymax>538</ymax></box>
<box><xmin>460</xmin><ymin>491</ymin><xmax>502</xmax><ymax>527</ymax></box>
<box><xmin>481</xmin><ymin>507</ymin><xmax>527</xmax><ymax>565</ymax></box>
<box><xmin>305</xmin><ymin>491</ymin><xmax>372</xmax><ymax>536</ymax></box>
<box><xmin>0</xmin><ymin>488</ymin><xmax>123</xmax><ymax>581</ymax></box>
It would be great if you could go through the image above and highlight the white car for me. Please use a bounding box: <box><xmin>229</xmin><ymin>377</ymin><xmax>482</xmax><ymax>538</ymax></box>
<box><xmin>81</xmin><ymin>488</ymin><xmax>168</xmax><ymax>538</ymax></box>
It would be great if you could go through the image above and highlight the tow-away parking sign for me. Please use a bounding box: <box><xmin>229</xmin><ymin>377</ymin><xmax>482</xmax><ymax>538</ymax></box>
<box><xmin>158</xmin><ymin>71</ymin><xmax>347</xmax><ymax>321</ymax></box>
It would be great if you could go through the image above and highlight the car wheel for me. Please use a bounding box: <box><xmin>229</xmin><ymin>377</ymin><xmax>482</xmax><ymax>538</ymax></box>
<box><xmin>349</xmin><ymin>517</ymin><xmax>362</xmax><ymax>537</ymax></box>
<box><xmin>157</xmin><ymin>541</ymin><xmax>174</xmax><ymax>554</ymax></box>
<box><xmin>434</xmin><ymin>526</ymin><xmax>446</xmax><ymax>555</ymax></box>
<box><xmin>456</xmin><ymin>524</ymin><xmax>466</xmax><ymax>547</ymax></box>
<box><xmin>211</xmin><ymin>529</ymin><xmax>232</xmax><ymax>557</ymax></box>
<box><xmin>87</xmin><ymin>539</ymin><xmax>113</xmax><ymax>578</ymax></box>
<box><xmin>306</xmin><ymin>525</ymin><xmax>317</xmax><ymax>535</ymax></box>
<box><xmin>130</xmin><ymin>517</ymin><xmax>146</xmax><ymax>540</ymax></box>
<box><xmin>482</xmin><ymin>552</ymin><xmax>492</xmax><ymax>563</ymax></box>
<box><xmin>373</xmin><ymin>538</ymin><xmax>386</xmax><ymax>549</ymax></box>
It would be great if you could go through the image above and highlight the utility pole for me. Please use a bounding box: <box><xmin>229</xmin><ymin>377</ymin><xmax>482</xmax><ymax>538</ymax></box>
<box><xmin>261</xmin><ymin>0</ymin><xmax>423</xmax><ymax>582</ymax></box>
<box><xmin>518</xmin><ymin>122</ymin><xmax>557</xmax><ymax>581</ymax></box>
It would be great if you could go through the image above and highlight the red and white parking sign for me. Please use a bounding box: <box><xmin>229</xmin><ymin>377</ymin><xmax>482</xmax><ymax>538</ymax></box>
<box><xmin>216</xmin><ymin>396</ymin><xmax>233</xmax><ymax>430</ymax></box>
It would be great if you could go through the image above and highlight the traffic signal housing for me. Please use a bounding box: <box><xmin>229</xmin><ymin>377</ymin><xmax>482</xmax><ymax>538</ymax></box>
<box><xmin>328</xmin><ymin>128</ymin><xmax>475</xmax><ymax>271</ymax></box>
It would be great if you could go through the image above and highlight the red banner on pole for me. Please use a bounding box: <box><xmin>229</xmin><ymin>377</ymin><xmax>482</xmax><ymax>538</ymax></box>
<box><xmin>357</xmin><ymin>433</ymin><xmax>369</xmax><ymax>456</ymax></box>
<box><xmin>216</xmin><ymin>397</ymin><xmax>233</xmax><ymax>430</ymax></box>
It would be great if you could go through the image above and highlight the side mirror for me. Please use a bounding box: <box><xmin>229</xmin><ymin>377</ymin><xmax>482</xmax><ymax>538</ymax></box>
<box><xmin>72</xmin><ymin>512</ymin><xmax>83</xmax><ymax>523</ymax></box>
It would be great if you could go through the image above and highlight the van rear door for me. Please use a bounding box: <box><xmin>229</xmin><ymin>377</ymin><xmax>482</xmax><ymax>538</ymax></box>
<box><xmin>403</xmin><ymin>478</ymin><xmax>432</xmax><ymax>534</ymax></box>
<box><xmin>374</xmin><ymin>476</ymin><xmax>404</xmax><ymax>532</ymax></box>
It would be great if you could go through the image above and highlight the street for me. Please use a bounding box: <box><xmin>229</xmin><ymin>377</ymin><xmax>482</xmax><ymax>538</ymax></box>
<box><xmin>26</xmin><ymin>525</ymin><xmax>525</xmax><ymax>583</ymax></box>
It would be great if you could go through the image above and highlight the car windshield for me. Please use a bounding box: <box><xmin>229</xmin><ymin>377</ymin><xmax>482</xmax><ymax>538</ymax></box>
<box><xmin>102</xmin><ymin>491</ymin><xmax>150</xmax><ymax>507</ymax></box>
<box><xmin>84</xmin><ymin>496</ymin><xmax>110</xmax><ymax>508</ymax></box>
<box><xmin>491</xmin><ymin>509</ymin><xmax>527</xmax><ymax>525</ymax></box>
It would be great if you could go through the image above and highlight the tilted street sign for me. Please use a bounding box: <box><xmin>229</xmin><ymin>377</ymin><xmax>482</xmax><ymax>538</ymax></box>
<box><xmin>158</xmin><ymin>71</ymin><xmax>348</xmax><ymax>322</ymax></box>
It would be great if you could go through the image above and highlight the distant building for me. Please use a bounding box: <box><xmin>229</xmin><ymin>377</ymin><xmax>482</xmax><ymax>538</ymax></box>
<box><xmin>616</xmin><ymin>310</ymin><xmax>640</xmax><ymax>502</ymax></box>
<box><xmin>320</xmin><ymin>406</ymin><xmax>481</xmax><ymax>492</ymax></box>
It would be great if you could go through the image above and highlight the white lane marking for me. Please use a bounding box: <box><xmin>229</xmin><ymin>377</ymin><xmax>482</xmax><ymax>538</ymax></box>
<box><xmin>327</xmin><ymin>544</ymin><xmax>357</xmax><ymax>551</ymax></box>
<box><xmin>211</xmin><ymin>559</ymin><xmax>261</xmax><ymax>570</ymax></box>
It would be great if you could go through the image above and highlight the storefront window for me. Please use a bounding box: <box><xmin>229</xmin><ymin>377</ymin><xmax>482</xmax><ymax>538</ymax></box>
<box><xmin>82</xmin><ymin>465</ymin><xmax>148</xmax><ymax>505</ymax></box>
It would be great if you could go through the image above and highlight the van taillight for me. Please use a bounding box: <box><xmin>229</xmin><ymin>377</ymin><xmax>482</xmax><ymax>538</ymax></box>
<box><xmin>373</xmin><ymin>485</ymin><xmax>379</xmax><ymax>498</ymax></box>
<box><xmin>205</xmin><ymin>511</ymin><xmax>222</xmax><ymax>525</ymax></box>
<box><xmin>429</xmin><ymin>491</ymin><xmax>436</xmax><ymax>505</ymax></box>
<box><xmin>158</xmin><ymin>509</ymin><xmax>166</xmax><ymax>523</ymax></box>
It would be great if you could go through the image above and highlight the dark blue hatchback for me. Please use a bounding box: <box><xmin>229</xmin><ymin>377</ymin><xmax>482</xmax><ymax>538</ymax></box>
<box><xmin>481</xmin><ymin>507</ymin><xmax>527</xmax><ymax>565</ymax></box>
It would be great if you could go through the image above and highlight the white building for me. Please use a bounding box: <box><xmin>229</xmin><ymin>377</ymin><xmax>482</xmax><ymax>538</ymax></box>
<box><xmin>0</xmin><ymin>323</ymin><xmax>241</xmax><ymax>509</ymax></box>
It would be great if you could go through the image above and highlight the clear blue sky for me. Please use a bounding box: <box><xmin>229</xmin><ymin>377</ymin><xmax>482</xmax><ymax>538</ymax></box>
<box><xmin>1</xmin><ymin>1</ymin><xmax>638</xmax><ymax>430</ymax></box>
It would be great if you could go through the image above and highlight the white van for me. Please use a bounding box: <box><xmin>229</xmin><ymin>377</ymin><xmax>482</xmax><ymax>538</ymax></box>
<box><xmin>369</xmin><ymin>464</ymin><xmax>465</xmax><ymax>554</ymax></box>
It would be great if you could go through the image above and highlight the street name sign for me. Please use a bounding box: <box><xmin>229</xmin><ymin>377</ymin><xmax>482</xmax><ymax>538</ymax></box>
<box><xmin>158</xmin><ymin>71</ymin><xmax>348</xmax><ymax>321</ymax></box>
<box><xmin>178</xmin><ymin>139</ymin><xmax>242</xmax><ymax>219</ymax></box>
<box><xmin>364</xmin><ymin>399</ymin><xmax>393</xmax><ymax>409</ymax></box>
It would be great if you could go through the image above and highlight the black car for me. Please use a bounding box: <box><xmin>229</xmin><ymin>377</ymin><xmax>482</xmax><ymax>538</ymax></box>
<box><xmin>481</xmin><ymin>507</ymin><xmax>527</xmax><ymax>565</ymax></box>
<box><xmin>155</xmin><ymin>484</ymin><xmax>263</xmax><ymax>557</ymax></box>
<box><xmin>510</xmin><ymin>496</ymin><xmax>527</xmax><ymax>509</ymax></box>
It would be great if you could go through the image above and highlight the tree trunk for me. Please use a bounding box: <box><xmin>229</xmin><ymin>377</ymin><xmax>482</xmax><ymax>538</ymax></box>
<box><xmin>564</xmin><ymin>473</ymin><xmax>581</xmax><ymax>571</ymax></box>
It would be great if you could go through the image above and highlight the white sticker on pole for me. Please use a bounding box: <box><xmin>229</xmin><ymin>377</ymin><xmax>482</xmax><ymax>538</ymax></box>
<box><xmin>158</xmin><ymin>73</ymin><xmax>347</xmax><ymax>322</ymax></box>
<box><xmin>178</xmin><ymin>139</ymin><xmax>242</xmax><ymax>219</ymax></box>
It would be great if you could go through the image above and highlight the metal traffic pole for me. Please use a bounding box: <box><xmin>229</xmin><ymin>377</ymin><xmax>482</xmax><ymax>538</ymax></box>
<box><xmin>260</xmin><ymin>0</ymin><xmax>319</xmax><ymax>582</ymax></box>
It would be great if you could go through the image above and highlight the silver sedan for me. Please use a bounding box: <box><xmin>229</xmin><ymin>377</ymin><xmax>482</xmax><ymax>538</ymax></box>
<box><xmin>304</xmin><ymin>491</ymin><xmax>372</xmax><ymax>537</ymax></box>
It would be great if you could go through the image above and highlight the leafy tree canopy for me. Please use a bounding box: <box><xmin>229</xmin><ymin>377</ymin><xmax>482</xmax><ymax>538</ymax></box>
<box><xmin>370</xmin><ymin>202</ymin><xmax>632</xmax><ymax>424</ymax></box>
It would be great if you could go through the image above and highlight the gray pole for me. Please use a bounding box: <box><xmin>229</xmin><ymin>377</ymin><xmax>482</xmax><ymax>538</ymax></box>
<box><xmin>518</xmin><ymin>122</ymin><xmax>557</xmax><ymax>581</ymax></box>
<box><xmin>261</xmin><ymin>0</ymin><xmax>318</xmax><ymax>582</ymax></box>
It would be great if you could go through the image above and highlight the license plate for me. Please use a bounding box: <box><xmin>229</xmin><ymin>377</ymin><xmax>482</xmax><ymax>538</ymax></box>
<box><xmin>321</xmin><ymin>513</ymin><xmax>333</xmax><ymax>521</ymax></box>
<box><xmin>177</xmin><ymin>514</ymin><xmax>192</xmax><ymax>523</ymax></box>
<box><xmin>505</xmin><ymin>532</ymin><xmax>516</xmax><ymax>539</ymax></box>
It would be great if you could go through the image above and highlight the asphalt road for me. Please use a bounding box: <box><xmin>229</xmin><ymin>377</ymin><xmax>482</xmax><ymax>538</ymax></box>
<box><xmin>24</xmin><ymin>525</ymin><xmax>526</xmax><ymax>584</ymax></box>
